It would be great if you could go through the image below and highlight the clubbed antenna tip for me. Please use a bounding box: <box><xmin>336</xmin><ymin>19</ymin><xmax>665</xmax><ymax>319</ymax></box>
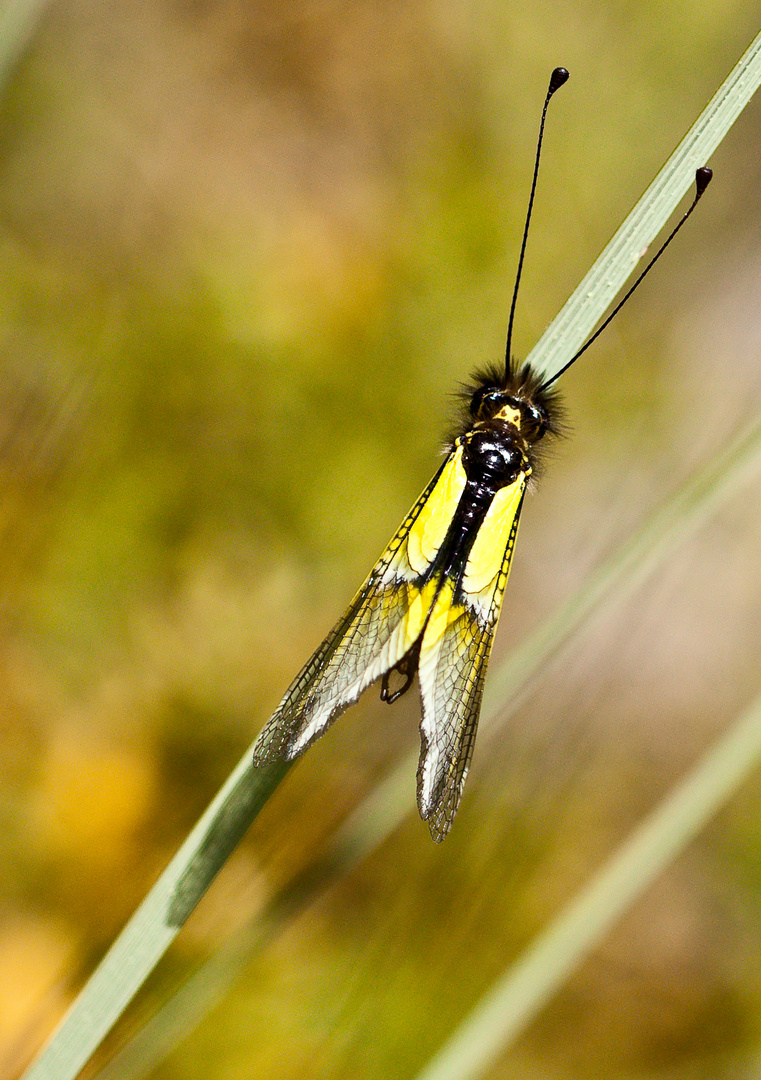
<box><xmin>695</xmin><ymin>165</ymin><xmax>713</xmax><ymax>197</ymax></box>
<box><xmin>540</xmin><ymin>165</ymin><xmax>715</xmax><ymax>390</ymax></box>
<box><xmin>549</xmin><ymin>67</ymin><xmax>570</xmax><ymax>95</ymax></box>
<box><xmin>504</xmin><ymin>66</ymin><xmax>571</xmax><ymax>381</ymax></box>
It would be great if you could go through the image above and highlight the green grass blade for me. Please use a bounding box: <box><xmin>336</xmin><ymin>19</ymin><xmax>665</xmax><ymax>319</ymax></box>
<box><xmin>21</xmin><ymin>28</ymin><xmax>761</xmax><ymax>1080</ymax></box>
<box><xmin>414</xmin><ymin>689</ymin><xmax>761</xmax><ymax>1080</ymax></box>
<box><xmin>94</xmin><ymin>922</ymin><xmax>272</xmax><ymax>1080</ymax></box>
<box><xmin>527</xmin><ymin>29</ymin><xmax>761</xmax><ymax>381</ymax></box>
<box><xmin>21</xmin><ymin>757</ymin><xmax>290</xmax><ymax>1080</ymax></box>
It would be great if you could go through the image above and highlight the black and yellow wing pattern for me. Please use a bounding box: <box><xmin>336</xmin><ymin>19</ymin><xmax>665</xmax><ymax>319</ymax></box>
<box><xmin>251</xmin><ymin>454</ymin><xmax>458</xmax><ymax>764</ymax></box>
<box><xmin>253</xmin><ymin>433</ymin><xmax>531</xmax><ymax>841</ymax></box>
<box><xmin>416</xmin><ymin>474</ymin><xmax>526</xmax><ymax>839</ymax></box>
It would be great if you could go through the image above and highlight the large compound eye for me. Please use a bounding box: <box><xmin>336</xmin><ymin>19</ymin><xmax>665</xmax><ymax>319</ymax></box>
<box><xmin>469</xmin><ymin>386</ymin><xmax>505</xmax><ymax>420</ymax></box>
<box><xmin>520</xmin><ymin>403</ymin><xmax>549</xmax><ymax>441</ymax></box>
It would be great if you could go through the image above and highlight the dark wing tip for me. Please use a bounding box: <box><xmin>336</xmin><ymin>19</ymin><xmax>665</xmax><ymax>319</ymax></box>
<box><xmin>427</xmin><ymin>816</ymin><xmax>453</xmax><ymax>843</ymax></box>
<box><xmin>251</xmin><ymin>717</ymin><xmax>295</xmax><ymax>767</ymax></box>
<box><xmin>251</xmin><ymin>741</ymin><xmax>283</xmax><ymax>767</ymax></box>
<box><xmin>417</xmin><ymin>754</ymin><xmax>462</xmax><ymax>843</ymax></box>
<box><xmin>252</xmin><ymin>708</ymin><xmax>330</xmax><ymax>767</ymax></box>
<box><xmin>423</xmin><ymin>789</ymin><xmax>460</xmax><ymax>842</ymax></box>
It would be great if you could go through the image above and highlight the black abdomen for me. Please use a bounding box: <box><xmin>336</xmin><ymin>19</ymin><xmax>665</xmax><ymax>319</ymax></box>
<box><xmin>434</xmin><ymin>423</ymin><xmax>528</xmax><ymax>580</ymax></box>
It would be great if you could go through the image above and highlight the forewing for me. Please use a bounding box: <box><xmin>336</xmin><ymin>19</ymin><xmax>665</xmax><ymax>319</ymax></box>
<box><xmin>416</xmin><ymin>477</ymin><xmax>527</xmax><ymax>841</ymax></box>
<box><xmin>252</xmin><ymin>447</ymin><xmax>467</xmax><ymax>764</ymax></box>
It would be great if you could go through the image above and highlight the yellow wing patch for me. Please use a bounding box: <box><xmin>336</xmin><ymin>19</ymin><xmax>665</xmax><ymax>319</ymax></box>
<box><xmin>403</xmin><ymin>578</ymin><xmax>440</xmax><ymax>649</ymax></box>
<box><xmin>462</xmin><ymin>475</ymin><xmax>526</xmax><ymax>595</ymax></box>
<box><xmin>416</xmin><ymin>579</ymin><xmax>460</xmax><ymax>691</ymax></box>
<box><xmin>405</xmin><ymin>447</ymin><xmax>466</xmax><ymax>576</ymax></box>
<box><xmin>416</xmin><ymin>473</ymin><xmax>528</xmax><ymax>840</ymax></box>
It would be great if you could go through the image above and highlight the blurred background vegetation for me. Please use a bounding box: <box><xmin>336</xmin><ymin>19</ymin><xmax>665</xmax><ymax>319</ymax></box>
<box><xmin>3</xmin><ymin>2</ymin><xmax>761</xmax><ymax>1078</ymax></box>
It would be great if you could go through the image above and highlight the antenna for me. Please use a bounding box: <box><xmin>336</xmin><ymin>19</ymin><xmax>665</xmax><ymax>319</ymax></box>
<box><xmin>504</xmin><ymin>66</ymin><xmax>570</xmax><ymax>382</ymax></box>
<box><xmin>540</xmin><ymin>166</ymin><xmax>713</xmax><ymax>390</ymax></box>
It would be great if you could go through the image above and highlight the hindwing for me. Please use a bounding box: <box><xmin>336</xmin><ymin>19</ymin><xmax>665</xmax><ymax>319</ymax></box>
<box><xmin>416</xmin><ymin>477</ymin><xmax>527</xmax><ymax>841</ymax></box>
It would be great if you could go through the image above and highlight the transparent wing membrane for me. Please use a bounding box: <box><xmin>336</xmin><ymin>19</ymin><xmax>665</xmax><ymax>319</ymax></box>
<box><xmin>252</xmin><ymin>453</ymin><xmax>461</xmax><ymax>764</ymax></box>
<box><xmin>253</xmin><ymin>445</ymin><xmax>528</xmax><ymax>841</ymax></box>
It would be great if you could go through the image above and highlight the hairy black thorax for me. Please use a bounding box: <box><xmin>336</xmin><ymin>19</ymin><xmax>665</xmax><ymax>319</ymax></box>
<box><xmin>450</xmin><ymin>359</ymin><xmax>564</xmax><ymax>474</ymax></box>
